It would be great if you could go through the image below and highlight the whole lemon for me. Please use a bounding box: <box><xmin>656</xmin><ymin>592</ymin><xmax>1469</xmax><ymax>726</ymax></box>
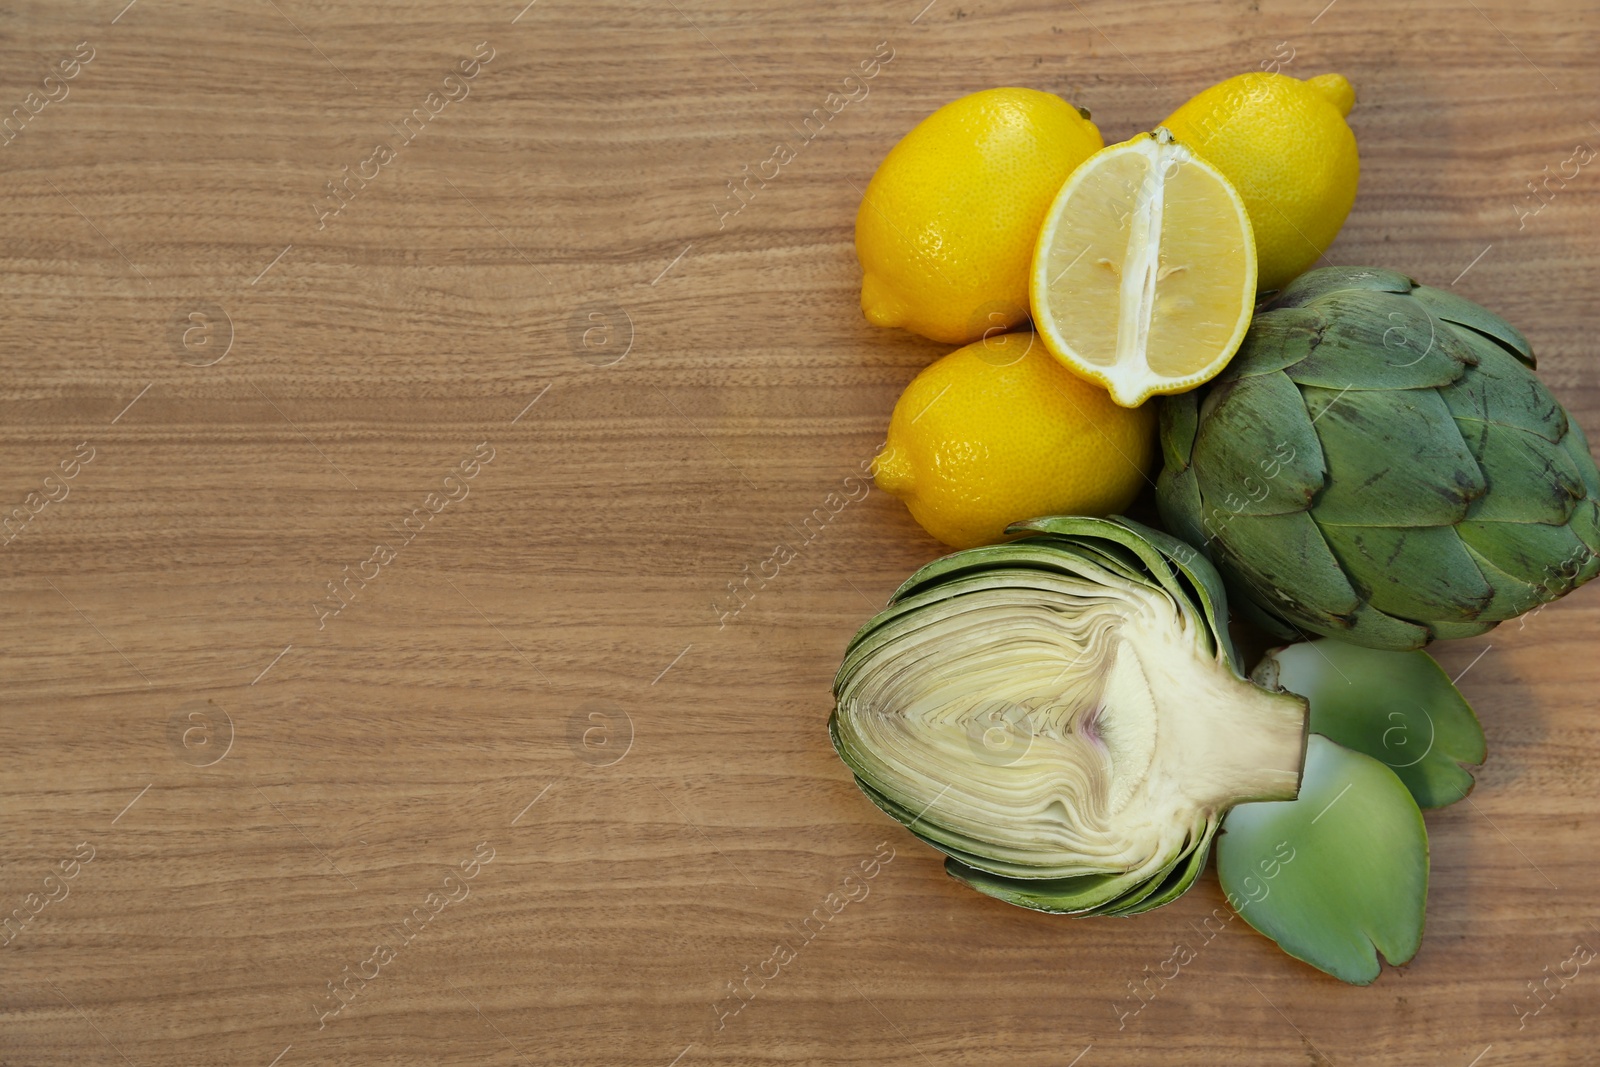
<box><xmin>873</xmin><ymin>331</ymin><xmax>1156</xmax><ymax>549</ymax></box>
<box><xmin>1162</xmin><ymin>72</ymin><xmax>1358</xmax><ymax>292</ymax></box>
<box><xmin>856</xmin><ymin>88</ymin><xmax>1103</xmax><ymax>345</ymax></box>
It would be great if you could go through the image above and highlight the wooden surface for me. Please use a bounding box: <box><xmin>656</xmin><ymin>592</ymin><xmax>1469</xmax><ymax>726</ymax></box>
<box><xmin>3</xmin><ymin>1</ymin><xmax>1598</xmax><ymax>1064</ymax></box>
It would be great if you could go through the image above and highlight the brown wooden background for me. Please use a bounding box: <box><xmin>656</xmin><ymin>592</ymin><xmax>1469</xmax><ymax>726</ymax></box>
<box><xmin>2</xmin><ymin>0</ymin><xmax>1597</xmax><ymax>1064</ymax></box>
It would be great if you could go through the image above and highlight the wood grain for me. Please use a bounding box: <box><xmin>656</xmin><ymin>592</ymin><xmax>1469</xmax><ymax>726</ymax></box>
<box><xmin>2</xmin><ymin>0</ymin><xmax>1598</xmax><ymax>1064</ymax></box>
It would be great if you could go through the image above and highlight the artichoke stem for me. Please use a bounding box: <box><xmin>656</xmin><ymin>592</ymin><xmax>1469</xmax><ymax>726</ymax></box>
<box><xmin>1122</xmin><ymin>609</ymin><xmax>1308</xmax><ymax>809</ymax></box>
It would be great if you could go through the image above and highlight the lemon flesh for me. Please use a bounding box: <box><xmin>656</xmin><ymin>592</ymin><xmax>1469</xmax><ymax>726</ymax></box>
<box><xmin>1030</xmin><ymin>130</ymin><xmax>1257</xmax><ymax>408</ymax></box>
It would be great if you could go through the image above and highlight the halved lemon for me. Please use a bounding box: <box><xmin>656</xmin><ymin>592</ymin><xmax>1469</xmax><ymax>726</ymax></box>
<box><xmin>1030</xmin><ymin>128</ymin><xmax>1257</xmax><ymax>407</ymax></box>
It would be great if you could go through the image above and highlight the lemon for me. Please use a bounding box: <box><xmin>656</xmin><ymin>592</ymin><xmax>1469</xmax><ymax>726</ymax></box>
<box><xmin>1162</xmin><ymin>72</ymin><xmax>1359</xmax><ymax>292</ymax></box>
<box><xmin>1029</xmin><ymin>129</ymin><xmax>1257</xmax><ymax>408</ymax></box>
<box><xmin>873</xmin><ymin>331</ymin><xmax>1156</xmax><ymax>549</ymax></box>
<box><xmin>856</xmin><ymin>88</ymin><xmax>1103</xmax><ymax>345</ymax></box>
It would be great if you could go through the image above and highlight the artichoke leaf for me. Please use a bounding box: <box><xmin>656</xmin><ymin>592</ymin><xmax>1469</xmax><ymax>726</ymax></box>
<box><xmin>1407</xmin><ymin>283</ymin><xmax>1534</xmax><ymax>367</ymax></box>
<box><xmin>1225</xmin><ymin>580</ymin><xmax>1304</xmax><ymax>642</ymax></box>
<box><xmin>1568</xmin><ymin>499</ymin><xmax>1600</xmax><ymax>560</ymax></box>
<box><xmin>1214</xmin><ymin>512</ymin><xmax>1433</xmax><ymax>648</ymax></box>
<box><xmin>1005</xmin><ymin>518</ymin><xmax>1205</xmax><ymax>634</ymax></box>
<box><xmin>1160</xmin><ymin>389</ymin><xmax>1201</xmax><ymax>471</ymax></box>
<box><xmin>943</xmin><ymin>855</ymin><xmax>1160</xmax><ymax>916</ymax></box>
<box><xmin>1423</xmin><ymin>618</ymin><xmax>1499</xmax><ymax>642</ymax></box>
<box><xmin>1008</xmin><ymin>514</ymin><xmax>1239</xmax><ymax>664</ymax></box>
<box><xmin>1100</xmin><ymin>821</ymin><xmax>1219</xmax><ymax>916</ymax></box>
<box><xmin>1155</xmin><ymin>462</ymin><xmax>1211</xmax><ymax>558</ymax></box>
<box><xmin>943</xmin><ymin>814</ymin><xmax>1217</xmax><ymax>918</ymax></box>
<box><xmin>1306</xmin><ymin>384</ymin><xmax>1485</xmax><ymax>527</ymax></box>
<box><xmin>1271</xmin><ymin>266</ymin><xmax>1414</xmax><ymax>308</ymax></box>
<box><xmin>1439</xmin><ymin>329</ymin><xmax>1566</xmax><ymax>443</ymax></box>
<box><xmin>1216</xmin><ymin>310</ymin><xmax>1323</xmax><ymax>382</ymax></box>
<box><xmin>1456</xmin><ymin>517</ymin><xmax>1595</xmax><ymax>596</ymax></box>
<box><xmin>886</xmin><ymin>541</ymin><xmax>1128</xmax><ymax>606</ymax></box>
<box><xmin>1218</xmin><ymin>735</ymin><xmax>1428</xmax><ymax>985</ymax></box>
<box><xmin>1252</xmin><ymin>640</ymin><xmax>1485</xmax><ymax>808</ymax></box>
<box><xmin>1459</xmin><ymin>422</ymin><xmax>1585</xmax><ymax>525</ymax></box>
<box><xmin>1284</xmin><ymin>292</ymin><xmax>1476</xmax><ymax>392</ymax></box>
<box><xmin>1208</xmin><ymin>510</ymin><xmax>1361</xmax><ymax>621</ymax></box>
<box><xmin>1458</xmin><ymin>542</ymin><xmax>1552</xmax><ymax>619</ymax></box>
<box><xmin>1192</xmin><ymin>372</ymin><xmax>1325</xmax><ymax>517</ymax></box>
<box><xmin>1317</xmin><ymin>524</ymin><xmax>1494</xmax><ymax>623</ymax></box>
<box><xmin>1559</xmin><ymin>417</ymin><xmax>1600</xmax><ymax>499</ymax></box>
<box><xmin>1336</xmin><ymin>600</ymin><xmax>1435</xmax><ymax>650</ymax></box>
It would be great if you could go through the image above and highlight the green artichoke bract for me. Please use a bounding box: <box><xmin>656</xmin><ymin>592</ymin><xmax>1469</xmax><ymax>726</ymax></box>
<box><xmin>1218</xmin><ymin>734</ymin><xmax>1428</xmax><ymax>985</ymax></box>
<box><xmin>1158</xmin><ymin>266</ymin><xmax>1600</xmax><ymax>649</ymax></box>
<box><xmin>1254</xmin><ymin>639</ymin><xmax>1485</xmax><ymax>809</ymax></box>
<box><xmin>829</xmin><ymin>515</ymin><xmax>1308</xmax><ymax>916</ymax></box>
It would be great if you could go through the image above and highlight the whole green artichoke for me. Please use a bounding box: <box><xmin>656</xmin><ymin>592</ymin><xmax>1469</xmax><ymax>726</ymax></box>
<box><xmin>1157</xmin><ymin>266</ymin><xmax>1600</xmax><ymax>649</ymax></box>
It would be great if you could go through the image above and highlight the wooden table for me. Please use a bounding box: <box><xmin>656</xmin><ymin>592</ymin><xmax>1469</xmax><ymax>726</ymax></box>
<box><xmin>3</xmin><ymin>1</ymin><xmax>1597</xmax><ymax>1063</ymax></box>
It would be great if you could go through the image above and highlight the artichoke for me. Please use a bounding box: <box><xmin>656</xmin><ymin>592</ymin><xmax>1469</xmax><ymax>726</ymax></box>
<box><xmin>1216</xmin><ymin>640</ymin><xmax>1480</xmax><ymax>983</ymax></box>
<box><xmin>1253</xmin><ymin>639</ymin><xmax>1486</xmax><ymax>810</ymax></box>
<box><xmin>829</xmin><ymin>515</ymin><xmax>1307</xmax><ymax>916</ymax></box>
<box><xmin>1158</xmin><ymin>266</ymin><xmax>1600</xmax><ymax>649</ymax></box>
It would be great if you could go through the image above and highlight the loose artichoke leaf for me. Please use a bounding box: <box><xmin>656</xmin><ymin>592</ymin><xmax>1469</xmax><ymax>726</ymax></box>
<box><xmin>1191</xmin><ymin>371</ymin><xmax>1326</xmax><ymax>517</ymax></box>
<box><xmin>1439</xmin><ymin>329</ymin><xmax>1566</xmax><ymax>444</ymax></box>
<box><xmin>1218</xmin><ymin>735</ymin><xmax>1428</xmax><ymax>985</ymax></box>
<box><xmin>1284</xmin><ymin>292</ymin><xmax>1476</xmax><ymax>392</ymax></box>
<box><xmin>832</xmin><ymin>572</ymin><xmax>1305</xmax><ymax>886</ymax></box>
<box><xmin>1407</xmin><ymin>283</ymin><xmax>1534</xmax><ymax>367</ymax></box>
<box><xmin>1305</xmin><ymin>384</ymin><xmax>1485</xmax><ymax>528</ymax></box>
<box><xmin>1253</xmin><ymin>640</ymin><xmax>1485</xmax><ymax>809</ymax></box>
<box><xmin>1316</xmin><ymin>524</ymin><xmax>1494</xmax><ymax>623</ymax></box>
<box><xmin>1458</xmin><ymin>421</ymin><xmax>1585</xmax><ymax>525</ymax></box>
<box><xmin>1271</xmin><ymin>266</ymin><xmax>1414</xmax><ymax>309</ymax></box>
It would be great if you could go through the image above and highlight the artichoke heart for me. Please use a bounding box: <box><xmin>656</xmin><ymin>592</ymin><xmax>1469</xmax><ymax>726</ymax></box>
<box><xmin>830</xmin><ymin>516</ymin><xmax>1307</xmax><ymax>915</ymax></box>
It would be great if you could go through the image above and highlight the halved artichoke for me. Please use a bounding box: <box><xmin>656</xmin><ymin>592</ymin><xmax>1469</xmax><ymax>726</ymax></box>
<box><xmin>829</xmin><ymin>516</ymin><xmax>1308</xmax><ymax>915</ymax></box>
